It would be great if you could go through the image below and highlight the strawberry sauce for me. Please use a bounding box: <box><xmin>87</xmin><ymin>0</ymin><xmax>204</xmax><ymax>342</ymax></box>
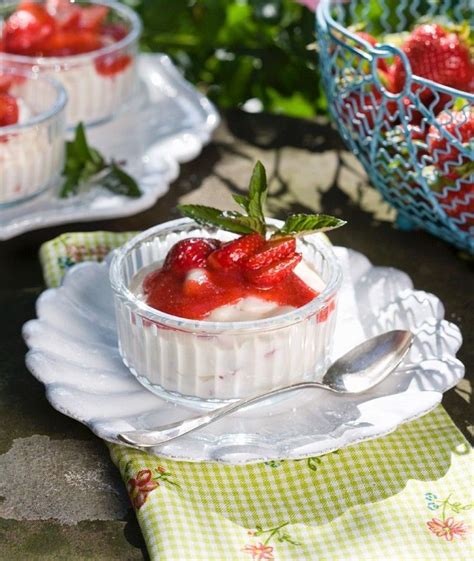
<box><xmin>142</xmin><ymin>266</ymin><xmax>318</xmax><ymax>321</ymax></box>
<box><xmin>2</xmin><ymin>2</ymin><xmax>131</xmax><ymax>76</ymax></box>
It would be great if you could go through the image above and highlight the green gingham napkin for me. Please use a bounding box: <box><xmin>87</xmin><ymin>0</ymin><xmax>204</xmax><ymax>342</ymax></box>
<box><xmin>40</xmin><ymin>232</ymin><xmax>473</xmax><ymax>561</ymax></box>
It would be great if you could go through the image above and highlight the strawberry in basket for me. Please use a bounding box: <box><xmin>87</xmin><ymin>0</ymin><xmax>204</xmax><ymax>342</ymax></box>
<box><xmin>428</xmin><ymin>108</ymin><xmax>474</xmax><ymax>173</ymax></box>
<box><xmin>425</xmin><ymin>107</ymin><xmax>474</xmax><ymax>232</ymax></box>
<box><xmin>423</xmin><ymin>167</ymin><xmax>474</xmax><ymax>233</ymax></box>
<box><xmin>392</xmin><ymin>23</ymin><xmax>473</xmax><ymax>94</ymax></box>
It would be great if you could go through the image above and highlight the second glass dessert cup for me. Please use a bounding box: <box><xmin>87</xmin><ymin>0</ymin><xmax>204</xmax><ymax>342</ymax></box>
<box><xmin>110</xmin><ymin>219</ymin><xmax>343</xmax><ymax>407</ymax></box>
<box><xmin>0</xmin><ymin>1</ymin><xmax>142</xmax><ymax>128</ymax></box>
<box><xmin>0</xmin><ymin>68</ymin><xmax>66</xmax><ymax>206</ymax></box>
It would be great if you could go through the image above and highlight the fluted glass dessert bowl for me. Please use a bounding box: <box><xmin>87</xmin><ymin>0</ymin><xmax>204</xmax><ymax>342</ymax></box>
<box><xmin>0</xmin><ymin>69</ymin><xmax>66</xmax><ymax>207</ymax></box>
<box><xmin>109</xmin><ymin>218</ymin><xmax>343</xmax><ymax>407</ymax></box>
<box><xmin>0</xmin><ymin>0</ymin><xmax>142</xmax><ymax>127</ymax></box>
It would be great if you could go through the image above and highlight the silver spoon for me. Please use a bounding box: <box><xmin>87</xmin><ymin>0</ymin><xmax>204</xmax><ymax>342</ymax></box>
<box><xmin>118</xmin><ymin>330</ymin><xmax>413</xmax><ymax>448</ymax></box>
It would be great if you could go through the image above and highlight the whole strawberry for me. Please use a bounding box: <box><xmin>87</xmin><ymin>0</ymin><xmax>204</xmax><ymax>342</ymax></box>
<box><xmin>163</xmin><ymin>238</ymin><xmax>221</xmax><ymax>275</ymax></box>
<box><xmin>428</xmin><ymin>108</ymin><xmax>474</xmax><ymax>173</ymax></box>
<box><xmin>392</xmin><ymin>24</ymin><xmax>472</xmax><ymax>94</ymax></box>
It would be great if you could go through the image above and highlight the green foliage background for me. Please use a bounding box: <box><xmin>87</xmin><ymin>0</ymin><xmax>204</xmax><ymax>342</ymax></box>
<box><xmin>122</xmin><ymin>0</ymin><xmax>324</xmax><ymax>118</ymax></box>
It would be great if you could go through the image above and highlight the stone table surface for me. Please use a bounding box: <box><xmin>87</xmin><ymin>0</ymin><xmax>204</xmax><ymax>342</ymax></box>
<box><xmin>0</xmin><ymin>111</ymin><xmax>472</xmax><ymax>560</ymax></box>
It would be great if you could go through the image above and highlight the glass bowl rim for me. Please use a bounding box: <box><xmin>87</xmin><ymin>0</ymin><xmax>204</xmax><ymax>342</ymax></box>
<box><xmin>0</xmin><ymin>0</ymin><xmax>142</xmax><ymax>66</ymax></box>
<box><xmin>109</xmin><ymin>217</ymin><xmax>343</xmax><ymax>333</ymax></box>
<box><xmin>0</xmin><ymin>67</ymin><xmax>67</xmax><ymax>133</ymax></box>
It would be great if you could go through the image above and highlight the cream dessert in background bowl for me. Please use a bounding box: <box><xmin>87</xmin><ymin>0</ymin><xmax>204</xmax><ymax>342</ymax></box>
<box><xmin>110</xmin><ymin>163</ymin><xmax>345</xmax><ymax>406</ymax></box>
<box><xmin>0</xmin><ymin>69</ymin><xmax>66</xmax><ymax>206</ymax></box>
<box><xmin>0</xmin><ymin>1</ymin><xmax>141</xmax><ymax>127</ymax></box>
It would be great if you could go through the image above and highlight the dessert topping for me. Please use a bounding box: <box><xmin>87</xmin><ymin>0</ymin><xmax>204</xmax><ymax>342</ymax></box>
<box><xmin>207</xmin><ymin>233</ymin><xmax>265</xmax><ymax>270</ymax></box>
<box><xmin>140</xmin><ymin>161</ymin><xmax>346</xmax><ymax>320</ymax></box>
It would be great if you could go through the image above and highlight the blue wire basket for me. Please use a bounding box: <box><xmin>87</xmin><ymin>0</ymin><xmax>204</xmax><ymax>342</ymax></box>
<box><xmin>316</xmin><ymin>0</ymin><xmax>474</xmax><ymax>253</ymax></box>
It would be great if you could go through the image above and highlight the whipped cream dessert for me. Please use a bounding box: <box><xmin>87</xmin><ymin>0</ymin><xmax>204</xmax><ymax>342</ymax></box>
<box><xmin>0</xmin><ymin>80</ymin><xmax>65</xmax><ymax>205</ymax></box>
<box><xmin>111</xmin><ymin>162</ymin><xmax>344</xmax><ymax>403</ymax></box>
<box><xmin>1</xmin><ymin>1</ymin><xmax>139</xmax><ymax>126</ymax></box>
<box><xmin>114</xmin><ymin>230</ymin><xmax>338</xmax><ymax>401</ymax></box>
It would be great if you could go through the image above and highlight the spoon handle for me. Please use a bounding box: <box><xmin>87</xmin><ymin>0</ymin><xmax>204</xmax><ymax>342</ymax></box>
<box><xmin>118</xmin><ymin>381</ymin><xmax>334</xmax><ymax>448</ymax></box>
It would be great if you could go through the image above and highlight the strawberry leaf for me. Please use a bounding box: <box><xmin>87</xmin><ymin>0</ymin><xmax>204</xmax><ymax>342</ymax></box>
<box><xmin>453</xmin><ymin>97</ymin><xmax>470</xmax><ymax>112</ymax></box>
<box><xmin>274</xmin><ymin>214</ymin><xmax>347</xmax><ymax>237</ymax></box>
<box><xmin>178</xmin><ymin>205</ymin><xmax>262</xmax><ymax>234</ymax></box>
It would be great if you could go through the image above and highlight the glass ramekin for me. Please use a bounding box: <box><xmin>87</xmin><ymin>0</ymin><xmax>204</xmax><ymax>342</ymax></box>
<box><xmin>110</xmin><ymin>218</ymin><xmax>343</xmax><ymax>407</ymax></box>
<box><xmin>0</xmin><ymin>1</ymin><xmax>142</xmax><ymax>128</ymax></box>
<box><xmin>0</xmin><ymin>68</ymin><xmax>66</xmax><ymax>207</ymax></box>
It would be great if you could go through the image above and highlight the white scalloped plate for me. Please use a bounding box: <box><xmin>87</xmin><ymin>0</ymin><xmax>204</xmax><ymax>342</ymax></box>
<box><xmin>0</xmin><ymin>54</ymin><xmax>219</xmax><ymax>240</ymax></box>
<box><xmin>22</xmin><ymin>247</ymin><xmax>464</xmax><ymax>464</ymax></box>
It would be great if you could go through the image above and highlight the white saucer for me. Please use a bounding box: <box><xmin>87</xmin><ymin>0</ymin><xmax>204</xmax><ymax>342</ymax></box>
<box><xmin>0</xmin><ymin>54</ymin><xmax>219</xmax><ymax>240</ymax></box>
<box><xmin>22</xmin><ymin>247</ymin><xmax>464</xmax><ymax>464</ymax></box>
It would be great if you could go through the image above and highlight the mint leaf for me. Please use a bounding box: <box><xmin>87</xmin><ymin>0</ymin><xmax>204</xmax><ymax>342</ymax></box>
<box><xmin>100</xmin><ymin>163</ymin><xmax>142</xmax><ymax>198</ymax></box>
<box><xmin>275</xmin><ymin>214</ymin><xmax>347</xmax><ymax>237</ymax></box>
<box><xmin>247</xmin><ymin>160</ymin><xmax>267</xmax><ymax>228</ymax></box>
<box><xmin>178</xmin><ymin>205</ymin><xmax>261</xmax><ymax>234</ymax></box>
<box><xmin>73</xmin><ymin>122</ymin><xmax>104</xmax><ymax>167</ymax></box>
<box><xmin>232</xmin><ymin>193</ymin><xmax>250</xmax><ymax>212</ymax></box>
<box><xmin>227</xmin><ymin>213</ymin><xmax>266</xmax><ymax>235</ymax></box>
<box><xmin>59</xmin><ymin>171</ymin><xmax>82</xmax><ymax>198</ymax></box>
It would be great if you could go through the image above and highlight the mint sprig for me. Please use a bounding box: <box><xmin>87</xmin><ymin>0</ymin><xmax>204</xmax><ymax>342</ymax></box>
<box><xmin>178</xmin><ymin>160</ymin><xmax>346</xmax><ymax>238</ymax></box>
<box><xmin>59</xmin><ymin>123</ymin><xmax>142</xmax><ymax>199</ymax></box>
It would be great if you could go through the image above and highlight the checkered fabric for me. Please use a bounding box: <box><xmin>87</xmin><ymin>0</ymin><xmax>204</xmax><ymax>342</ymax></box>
<box><xmin>41</xmin><ymin>232</ymin><xmax>473</xmax><ymax>561</ymax></box>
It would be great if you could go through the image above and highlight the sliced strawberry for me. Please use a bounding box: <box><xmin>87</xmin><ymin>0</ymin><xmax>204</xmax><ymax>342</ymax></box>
<box><xmin>0</xmin><ymin>93</ymin><xmax>19</xmax><ymax>127</ymax></box>
<box><xmin>4</xmin><ymin>2</ymin><xmax>56</xmax><ymax>56</ymax></box>
<box><xmin>40</xmin><ymin>30</ymin><xmax>103</xmax><ymax>56</ymax></box>
<box><xmin>78</xmin><ymin>5</ymin><xmax>109</xmax><ymax>32</ymax></box>
<box><xmin>243</xmin><ymin>236</ymin><xmax>296</xmax><ymax>271</ymax></box>
<box><xmin>45</xmin><ymin>0</ymin><xmax>72</xmax><ymax>13</ymax></box>
<box><xmin>101</xmin><ymin>23</ymin><xmax>129</xmax><ymax>42</ymax></box>
<box><xmin>163</xmin><ymin>238</ymin><xmax>221</xmax><ymax>275</ymax></box>
<box><xmin>207</xmin><ymin>233</ymin><xmax>265</xmax><ymax>270</ymax></box>
<box><xmin>54</xmin><ymin>4</ymin><xmax>81</xmax><ymax>30</ymax></box>
<box><xmin>245</xmin><ymin>252</ymin><xmax>302</xmax><ymax>288</ymax></box>
<box><xmin>95</xmin><ymin>54</ymin><xmax>132</xmax><ymax>76</ymax></box>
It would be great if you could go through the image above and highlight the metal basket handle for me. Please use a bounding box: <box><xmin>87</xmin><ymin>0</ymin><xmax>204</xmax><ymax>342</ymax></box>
<box><xmin>370</xmin><ymin>44</ymin><xmax>412</xmax><ymax>99</ymax></box>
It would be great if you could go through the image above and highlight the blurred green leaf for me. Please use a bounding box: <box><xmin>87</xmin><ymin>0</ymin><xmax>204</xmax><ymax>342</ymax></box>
<box><xmin>121</xmin><ymin>0</ymin><xmax>322</xmax><ymax>117</ymax></box>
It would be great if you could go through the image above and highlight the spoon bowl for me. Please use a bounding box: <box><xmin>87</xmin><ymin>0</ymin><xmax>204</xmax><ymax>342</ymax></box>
<box><xmin>322</xmin><ymin>330</ymin><xmax>414</xmax><ymax>393</ymax></box>
<box><xmin>118</xmin><ymin>330</ymin><xmax>414</xmax><ymax>449</ymax></box>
